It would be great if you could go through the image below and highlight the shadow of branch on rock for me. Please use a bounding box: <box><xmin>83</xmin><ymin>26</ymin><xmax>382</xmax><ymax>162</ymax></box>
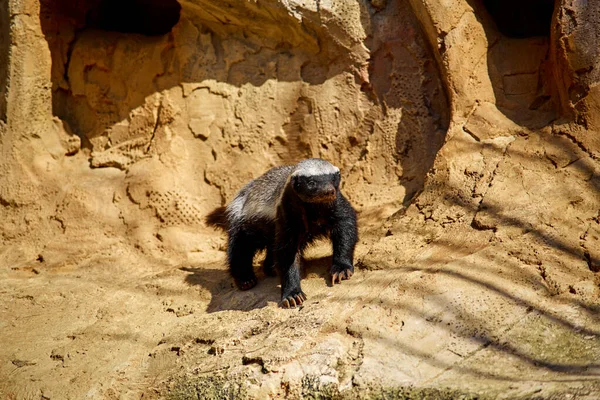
<box><xmin>329</xmin><ymin>262</ymin><xmax>600</xmax><ymax>381</ymax></box>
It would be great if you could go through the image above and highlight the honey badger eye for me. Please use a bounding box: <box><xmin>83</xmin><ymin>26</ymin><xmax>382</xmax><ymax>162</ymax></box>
<box><xmin>307</xmin><ymin>180</ymin><xmax>315</xmax><ymax>189</ymax></box>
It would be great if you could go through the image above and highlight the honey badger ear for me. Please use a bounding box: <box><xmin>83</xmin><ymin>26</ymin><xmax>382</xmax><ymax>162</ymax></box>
<box><xmin>291</xmin><ymin>174</ymin><xmax>300</xmax><ymax>189</ymax></box>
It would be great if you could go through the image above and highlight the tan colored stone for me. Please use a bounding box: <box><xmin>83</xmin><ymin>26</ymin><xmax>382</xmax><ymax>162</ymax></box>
<box><xmin>1</xmin><ymin>0</ymin><xmax>600</xmax><ymax>398</ymax></box>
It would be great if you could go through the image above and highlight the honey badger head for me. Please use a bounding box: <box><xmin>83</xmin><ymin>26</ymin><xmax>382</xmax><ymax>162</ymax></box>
<box><xmin>290</xmin><ymin>159</ymin><xmax>341</xmax><ymax>203</ymax></box>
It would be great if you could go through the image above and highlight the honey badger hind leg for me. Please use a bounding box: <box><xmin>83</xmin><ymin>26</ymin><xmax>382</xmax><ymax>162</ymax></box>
<box><xmin>226</xmin><ymin>225</ymin><xmax>259</xmax><ymax>290</ymax></box>
<box><xmin>262</xmin><ymin>243</ymin><xmax>277</xmax><ymax>277</ymax></box>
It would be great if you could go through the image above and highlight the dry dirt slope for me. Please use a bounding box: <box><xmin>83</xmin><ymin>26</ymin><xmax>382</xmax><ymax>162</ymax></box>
<box><xmin>1</xmin><ymin>0</ymin><xmax>600</xmax><ymax>399</ymax></box>
<box><xmin>1</xmin><ymin>138</ymin><xmax>599</xmax><ymax>399</ymax></box>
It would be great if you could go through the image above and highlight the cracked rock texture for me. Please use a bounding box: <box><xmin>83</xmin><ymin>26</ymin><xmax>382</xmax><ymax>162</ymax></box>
<box><xmin>1</xmin><ymin>0</ymin><xmax>599</xmax><ymax>399</ymax></box>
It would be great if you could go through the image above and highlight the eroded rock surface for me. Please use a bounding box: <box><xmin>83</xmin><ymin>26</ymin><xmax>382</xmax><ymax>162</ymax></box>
<box><xmin>0</xmin><ymin>0</ymin><xmax>599</xmax><ymax>399</ymax></box>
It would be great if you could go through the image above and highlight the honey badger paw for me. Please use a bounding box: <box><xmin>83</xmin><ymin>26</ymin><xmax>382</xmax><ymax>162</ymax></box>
<box><xmin>280</xmin><ymin>291</ymin><xmax>307</xmax><ymax>308</ymax></box>
<box><xmin>235</xmin><ymin>276</ymin><xmax>258</xmax><ymax>291</ymax></box>
<box><xmin>331</xmin><ymin>264</ymin><xmax>354</xmax><ymax>284</ymax></box>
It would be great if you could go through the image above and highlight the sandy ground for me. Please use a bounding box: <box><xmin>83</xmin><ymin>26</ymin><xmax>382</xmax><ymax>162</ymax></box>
<box><xmin>1</xmin><ymin>130</ymin><xmax>600</xmax><ymax>398</ymax></box>
<box><xmin>1</xmin><ymin>0</ymin><xmax>600</xmax><ymax>398</ymax></box>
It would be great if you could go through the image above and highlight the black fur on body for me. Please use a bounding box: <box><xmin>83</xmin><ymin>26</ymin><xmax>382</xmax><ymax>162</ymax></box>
<box><xmin>205</xmin><ymin>159</ymin><xmax>358</xmax><ymax>308</ymax></box>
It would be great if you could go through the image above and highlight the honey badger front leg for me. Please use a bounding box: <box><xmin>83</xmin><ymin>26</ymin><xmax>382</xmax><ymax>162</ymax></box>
<box><xmin>330</xmin><ymin>194</ymin><xmax>358</xmax><ymax>284</ymax></box>
<box><xmin>274</xmin><ymin>203</ymin><xmax>307</xmax><ymax>308</ymax></box>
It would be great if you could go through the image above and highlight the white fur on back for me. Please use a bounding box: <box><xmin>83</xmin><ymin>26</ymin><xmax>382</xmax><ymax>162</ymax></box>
<box><xmin>291</xmin><ymin>159</ymin><xmax>339</xmax><ymax>177</ymax></box>
<box><xmin>226</xmin><ymin>160</ymin><xmax>339</xmax><ymax>223</ymax></box>
<box><xmin>244</xmin><ymin>198</ymin><xmax>277</xmax><ymax>220</ymax></box>
<box><xmin>226</xmin><ymin>165</ymin><xmax>294</xmax><ymax>223</ymax></box>
<box><xmin>227</xmin><ymin>192</ymin><xmax>247</xmax><ymax>221</ymax></box>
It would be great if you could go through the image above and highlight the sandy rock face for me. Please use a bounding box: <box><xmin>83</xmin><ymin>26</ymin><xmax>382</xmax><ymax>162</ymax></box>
<box><xmin>1</xmin><ymin>0</ymin><xmax>600</xmax><ymax>399</ymax></box>
<box><xmin>0</xmin><ymin>0</ymin><xmax>8</xmax><ymax>122</ymax></box>
<box><xmin>37</xmin><ymin>0</ymin><xmax>449</xmax><ymax>227</ymax></box>
<box><xmin>553</xmin><ymin>1</ymin><xmax>600</xmax><ymax>120</ymax></box>
<box><xmin>551</xmin><ymin>0</ymin><xmax>600</xmax><ymax>154</ymax></box>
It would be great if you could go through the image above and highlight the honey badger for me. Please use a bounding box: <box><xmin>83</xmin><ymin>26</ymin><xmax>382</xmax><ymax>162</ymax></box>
<box><xmin>206</xmin><ymin>158</ymin><xmax>358</xmax><ymax>308</ymax></box>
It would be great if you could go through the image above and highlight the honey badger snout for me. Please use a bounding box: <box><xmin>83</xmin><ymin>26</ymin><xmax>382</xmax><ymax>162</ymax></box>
<box><xmin>312</xmin><ymin>183</ymin><xmax>337</xmax><ymax>202</ymax></box>
<box><xmin>323</xmin><ymin>184</ymin><xmax>336</xmax><ymax>197</ymax></box>
<box><xmin>293</xmin><ymin>176</ymin><xmax>338</xmax><ymax>203</ymax></box>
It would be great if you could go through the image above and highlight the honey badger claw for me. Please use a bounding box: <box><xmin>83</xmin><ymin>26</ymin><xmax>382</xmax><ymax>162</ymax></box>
<box><xmin>281</xmin><ymin>292</ymin><xmax>307</xmax><ymax>308</ymax></box>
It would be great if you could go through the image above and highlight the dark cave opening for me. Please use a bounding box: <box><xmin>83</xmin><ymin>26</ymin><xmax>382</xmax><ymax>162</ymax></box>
<box><xmin>86</xmin><ymin>0</ymin><xmax>181</xmax><ymax>36</ymax></box>
<box><xmin>39</xmin><ymin>0</ymin><xmax>182</xmax><ymax>150</ymax></box>
<box><xmin>483</xmin><ymin>0</ymin><xmax>554</xmax><ymax>38</ymax></box>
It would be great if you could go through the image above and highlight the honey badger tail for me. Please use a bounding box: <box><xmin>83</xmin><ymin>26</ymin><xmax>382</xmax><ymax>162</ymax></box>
<box><xmin>205</xmin><ymin>206</ymin><xmax>229</xmax><ymax>230</ymax></box>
